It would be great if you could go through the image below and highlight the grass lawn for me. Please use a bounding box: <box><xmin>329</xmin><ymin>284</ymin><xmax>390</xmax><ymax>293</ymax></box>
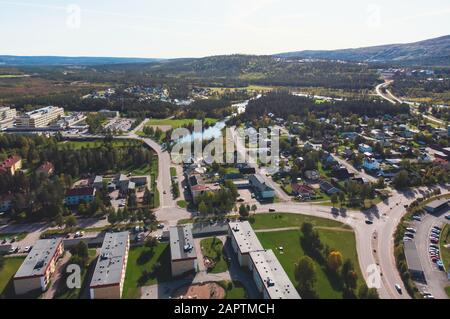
<box><xmin>200</xmin><ymin>238</ymin><xmax>228</xmax><ymax>273</ymax></box>
<box><xmin>177</xmin><ymin>200</ymin><xmax>187</xmax><ymax>208</ymax></box>
<box><xmin>219</xmin><ymin>281</ymin><xmax>247</xmax><ymax>299</ymax></box>
<box><xmin>249</xmin><ymin>213</ymin><xmax>349</xmax><ymax>230</ymax></box>
<box><xmin>54</xmin><ymin>249</ymin><xmax>97</xmax><ymax>299</ymax></box>
<box><xmin>0</xmin><ymin>256</ymin><xmax>25</xmax><ymax>297</ymax></box>
<box><xmin>256</xmin><ymin>228</ymin><xmax>363</xmax><ymax>299</ymax></box>
<box><xmin>170</xmin><ymin>167</ymin><xmax>177</xmax><ymax>177</ymax></box>
<box><xmin>439</xmin><ymin>224</ymin><xmax>450</xmax><ymax>271</ymax></box>
<box><xmin>0</xmin><ymin>232</ymin><xmax>28</xmax><ymax>241</ymax></box>
<box><xmin>130</xmin><ymin>164</ymin><xmax>152</xmax><ymax>176</ymax></box>
<box><xmin>122</xmin><ymin>244</ymin><xmax>171</xmax><ymax>299</ymax></box>
<box><xmin>146</xmin><ymin>118</ymin><xmax>217</xmax><ymax>128</ymax></box>
<box><xmin>446</xmin><ymin>286</ymin><xmax>450</xmax><ymax>298</ymax></box>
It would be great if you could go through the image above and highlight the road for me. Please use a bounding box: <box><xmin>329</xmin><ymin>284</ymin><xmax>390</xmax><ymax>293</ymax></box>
<box><xmin>229</xmin><ymin>126</ymin><xmax>291</xmax><ymax>202</ymax></box>
<box><xmin>375</xmin><ymin>81</ymin><xmax>446</xmax><ymax>127</ymax></box>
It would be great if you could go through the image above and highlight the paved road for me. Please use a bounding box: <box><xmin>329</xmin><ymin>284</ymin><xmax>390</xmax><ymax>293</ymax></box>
<box><xmin>229</xmin><ymin>126</ymin><xmax>290</xmax><ymax>202</ymax></box>
<box><xmin>376</xmin><ymin>81</ymin><xmax>398</xmax><ymax>104</ymax></box>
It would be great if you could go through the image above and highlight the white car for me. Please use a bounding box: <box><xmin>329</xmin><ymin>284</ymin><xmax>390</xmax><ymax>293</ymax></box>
<box><xmin>395</xmin><ymin>284</ymin><xmax>402</xmax><ymax>294</ymax></box>
<box><xmin>23</xmin><ymin>246</ymin><xmax>32</xmax><ymax>253</ymax></box>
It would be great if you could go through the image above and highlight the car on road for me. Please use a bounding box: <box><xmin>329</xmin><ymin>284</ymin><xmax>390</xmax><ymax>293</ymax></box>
<box><xmin>163</xmin><ymin>191</ymin><xmax>166</xmax><ymax>194</ymax></box>
<box><xmin>269</xmin><ymin>208</ymin><xmax>276</xmax><ymax>212</ymax></box>
<box><xmin>157</xmin><ymin>223</ymin><xmax>164</xmax><ymax>229</ymax></box>
<box><xmin>395</xmin><ymin>284</ymin><xmax>402</xmax><ymax>294</ymax></box>
<box><xmin>365</xmin><ymin>220</ymin><xmax>374</xmax><ymax>225</ymax></box>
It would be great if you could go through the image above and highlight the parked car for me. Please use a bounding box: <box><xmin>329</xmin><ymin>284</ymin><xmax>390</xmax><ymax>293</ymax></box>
<box><xmin>9</xmin><ymin>247</ymin><xmax>18</xmax><ymax>254</ymax></box>
<box><xmin>23</xmin><ymin>246</ymin><xmax>32</xmax><ymax>253</ymax></box>
<box><xmin>433</xmin><ymin>226</ymin><xmax>441</xmax><ymax>231</ymax></box>
<box><xmin>412</xmin><ymin>215</ymin><xmax>422</xmax><ymax>221</ymax></box>
<box><xmin>365</xmin><ymin>220</ymin><xmax>374</xmax><ymax>225</ymax></box>
<box><xmin>406</xmin><ymin>228</ymin><xmax>416</xmax><ymax>233</ymax></box>
<box><xmin>445</xmin><ymin>215</ymin><xmax>450</xmax><ymax>220</ymax></box>
<box><xmin>269</xmin><ymin>208</ymin><xmax>276</xmax><ymax>212</ymax></box>
<box><xmin>157</xmin><ymin>223</ymin><xmax>164</xmax><ymax>229</ymax></box>
<box><xmin>404</xmin><ymin>232</ymin><xmax>415</xmax><ymax>239</ymax></box>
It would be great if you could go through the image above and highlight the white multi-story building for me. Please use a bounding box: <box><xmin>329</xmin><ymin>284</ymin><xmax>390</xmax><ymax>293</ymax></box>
<box><xmin>0</xmin><ymin>106</ymin><xmax>17</xmax><ymax>129</ymax></box>
<box><xmin>16</xmin><ymin>106</ymin><xmax>64</xmax><ymax>128</ymax></box>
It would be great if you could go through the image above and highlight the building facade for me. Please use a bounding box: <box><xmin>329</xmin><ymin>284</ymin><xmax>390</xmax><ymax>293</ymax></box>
<box><xmin>170</xmin><ymin>225</ymin><xmax>198</xmax><ymax>277</ymax></box>
<box><xmin>14</xmin><ymin>238</ymin><xmax>64</xmax><ymax>295</ymax></box>
<box><xmin>90</xmin><ymin>232</ymin><xmax>130</xmax><ymax>299</ymax></box>
<box><xmin>16</xmin><ymin>106</ymin><xmax>64</xmax><ymax>128</ymax></box>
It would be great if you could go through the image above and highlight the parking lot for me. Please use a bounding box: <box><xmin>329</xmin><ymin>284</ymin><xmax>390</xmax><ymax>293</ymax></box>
<box><xmin>409</xmin><ymin>210</ymin><xmax>450</xmax><ymax>299</ymax></box>
<box><xmin>237</xmin><ymin>189</ymin><xmax>258</xmax><ymax>206</ymax></box>
<box><xmin>104</xmin><ymin>118</ymin><xmax>136</xmax><ymax>132</ymax></box>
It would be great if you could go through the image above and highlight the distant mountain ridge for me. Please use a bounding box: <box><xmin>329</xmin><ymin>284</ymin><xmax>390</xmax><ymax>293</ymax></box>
<box><xmin>0</xmin><ymin>55</ymin><xmax>163</xmax><ymax>66</ymax></box>
<box><xmin>275</xmin><ymin>35</ymin><xmax>450</xmax><ymax>66</ymax></box>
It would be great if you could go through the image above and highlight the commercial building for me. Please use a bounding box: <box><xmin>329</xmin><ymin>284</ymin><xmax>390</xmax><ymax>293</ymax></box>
<box><xmin>249</xmin><ymin>174</ymin><xmax>275</xmax><ymax>200</ymax></box>
<box><xmin>13</xmin><ymin>238</ymin><xmax>64</xmax><ymax>295</ymax></box>
<box><xmin>65</xmin><ymin>187</ymin><xmax>96</xmax><ymax>206</ymax></box>
<box><xmin>249</xmin><ymin>250</ymin><xmax>301</xmax><ymax>299</ymax></box>
<box><xmin>424</xmin><ymin>199</ymin><xmax>449</xmax><ymax>214</ymax></box>
<box><xmin>0</xmin><ymin>106</ymin><xmax>17</xmax><ymax>129</ymax></box>
<box><xmin>169</xmin><ymin>225</ymin><xmax>198</xmax><ymax>277</ymax></box>
<box><xmin>15</xmin><ymin>106</ymin><xmax>64</xmax><ymax>128</ymax></box>
<box><xmin>403</xmin><ymin>241</ymin><xmax>426</xmax><ymax>283</ymax></box>
<box><xmin>228</xmin><ymin>221</ymin><xmax>264</xmax><ymax>267</ymax></box>
<box><xmin>0</xmin><ymin>155</ymin><xmax>22</xmax><ymax>175</ymax></box>
<box><xmin>89</xmin><ymin>232</ymin><xmax>130</xmax><ymax>299</ymax></box>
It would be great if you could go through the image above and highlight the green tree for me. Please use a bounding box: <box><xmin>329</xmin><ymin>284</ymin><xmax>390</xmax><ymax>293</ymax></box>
<box><xmin>295</xmin><ymin>256</ymin><xmax>318</xmax><ymax>299</ymax></box>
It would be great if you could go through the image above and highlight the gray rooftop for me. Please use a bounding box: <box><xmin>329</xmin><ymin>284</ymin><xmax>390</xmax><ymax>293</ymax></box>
<box><xmin>250</xmin><ymin>250</ymin><xmax>301</xmax><ymax>299</ymax></box>
<box><xmin>229</xmin><ymin>221</ymin><xmax>264</xmax><ymax>254</ymax></box>
<box><xmin>90</xmin><ymin>232</ymin><xmax>129</xmax><ymax>288</ymax></box>
<box><xmin>14</xmin><ymin>238</ymin><xmax>62</xmax><ymax>278</ymax></box>
<box><xmin>404</xmin><ymin>241</ymin><xmax>424</xmax><ymax>273</ymax></box>
<box><xmin>425</xmin><ymin>199</ymin><xmax>449</xmax><ymax>210</ymax></box>
<box><xmin>170</xmin><ymin>225</ymin><xmax>196</xmax><ymax>261</ymax></box>
<box><xmin>93</xmin><ymin>176</ymin><xmax>103</xmax><ymax>183</ymax></box>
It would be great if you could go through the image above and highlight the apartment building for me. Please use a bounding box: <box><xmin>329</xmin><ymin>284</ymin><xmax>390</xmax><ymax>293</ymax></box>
<box><xmin>170</xmin><ymin>225</ymin><xmax>198</xmax><ymax>277</ymax></box>
<box><xmin>13</xmin><ymin>238</ymin><xmax>64</xmax><ymax>295</ymax></box>
<box><xmin>89</xmin><ymin>232</ymin><xmax>130</xmax><ymax>299</ymax></box>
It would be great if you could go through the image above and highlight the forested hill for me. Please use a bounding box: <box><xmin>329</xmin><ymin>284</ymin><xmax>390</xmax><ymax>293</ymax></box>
<box><xmin>0</xmin><ymin>55</ymin><xmax>162</xmax><ymax>66</ymax></box>
<box><xmin>275</xmin><ymin>35</ymin><xmax>450</xmax><ymax>66</ymax></box>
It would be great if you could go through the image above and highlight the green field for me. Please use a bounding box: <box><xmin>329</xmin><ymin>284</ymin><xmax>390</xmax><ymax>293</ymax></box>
<box><xmin>146</xmin><ymin>118</ymin><xmax>217</xmax><ymax>128</ymax></box>
<box><xmin>256</xmin><ymin>228</ymin><xmax>363</xmax><ymax>299</ymax></box>
<box><xmin>170</xmin><ymin>167</ymin><xmax>177</xmax><ymax>177</ymax></box>
<box><xmin>440</xmin><ymin>224</ymin><xmax>450</xmax><ymax>271</ymax></box>
<box><xmin>177</xmin><ymin>200</ymin><xmax>187</xmax><ymax>208</ymax></box>
<box><xmin>200</xmin><ymin>238</ymin><xmax>228</xmax><ymax>273</ymax></box>
<box><xmin>122</xmin><ymin>244</ymin><xmax>171</xmax><ymax>299</ymax></box>
<box><xmin>0</xmin><ymin>256</ymin><xmax>25</xmax><ymax>297</ymax></box>
<box><xmin>219</xmin><ymin>281</ymin><xmax>247</xmax><ymax>299</ymax></box>
<box><xmin>54</xmin><ymin>249</ymin><xmax>97</xmax><ymax>299</ymax></box>
<box><xmin>249</xmin><ymin>213</ymin><xmax>350</xmax><ymax>230</ymax></box>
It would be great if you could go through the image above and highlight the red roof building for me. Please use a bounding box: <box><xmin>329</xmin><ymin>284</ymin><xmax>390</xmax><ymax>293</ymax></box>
<box><xmin>0</xmin><ymin>156</ymin><xmax>22</xmax><ymax>175</ymax></box>
<box><xmin>37</xmin><ymin>161</ymin><xmax>55</xmax><ymax>176</ymax></box>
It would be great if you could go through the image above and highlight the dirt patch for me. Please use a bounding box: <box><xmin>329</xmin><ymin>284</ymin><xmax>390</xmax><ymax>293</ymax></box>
<box><xmin>173</xmin><ymin>282</ymin><xmax>225</xmax><ymax>299</ymax></box>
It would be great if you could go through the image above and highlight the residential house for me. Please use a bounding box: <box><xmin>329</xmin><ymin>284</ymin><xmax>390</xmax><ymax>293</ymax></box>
<box><xmin>36</xmin><ymin>161</ymin><xmax>54</xmax><ymax>176</ymax></box>
<box><xmin>65</xmin><ymin>187</ymin><xmax>96</xmax><ymax>206</ymax></box>
<box><xmin>0</xmin><ymin>156</ymin><xmax>22</xmax><ymax>175</ymax></box>
<box><xmin>358</xmin><ymin>144</ymin><xmax>373</xmax><ymax>154</ymax></box>
<box><xmin>320</xmin><ymin>180</ymin><xmax>340</xmax><ymax>195</ymax></box>
<box><xmin>363</xmin><ymin>157</ymin><xmax>380</xmax><ymax>171</ymax></box>
<box><xmin>331</xmin><ymin>167</ymin><xmax>353</xmax><ymax>180</ymax></box>
<box><xmin>291</xmin><ymin>184</ymin><xmax>315</xmax><ymax>199</ymax></box>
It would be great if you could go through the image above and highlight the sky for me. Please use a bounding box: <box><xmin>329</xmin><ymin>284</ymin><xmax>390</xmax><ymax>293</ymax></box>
<box><xmin>0</xmin><ymin>0</ymin><xmax>450</xmax><ymax>58</ymax></box>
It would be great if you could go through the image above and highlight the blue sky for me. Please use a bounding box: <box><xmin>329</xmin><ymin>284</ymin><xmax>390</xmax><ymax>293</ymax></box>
<box><xmin>0</xmin><ymin>0</ymin><xmax>449</xmax><ymax>58</ymax></box>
